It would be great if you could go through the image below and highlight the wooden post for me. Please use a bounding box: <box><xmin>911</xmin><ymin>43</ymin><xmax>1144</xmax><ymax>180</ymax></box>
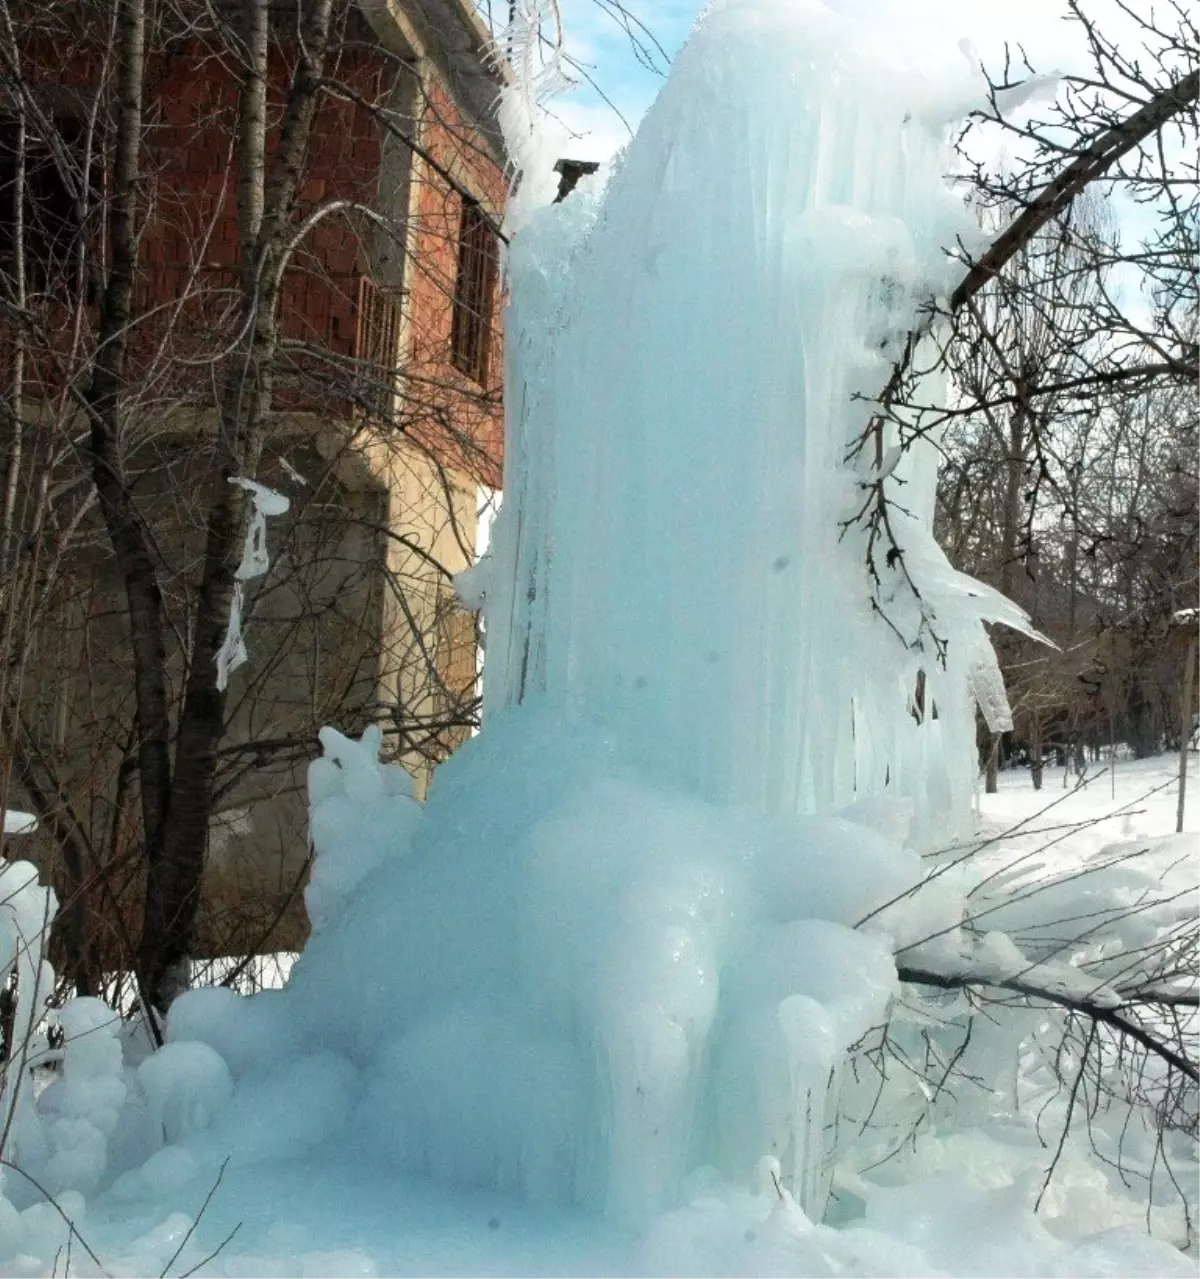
<box><xmin>1177</xmin><ymin>634</ymin><xmax>1197</xmax><ymax>834</ymax></box>
<box><xmin>1030</xmin><ymin>712</ymin><xmax>1043</xmax><ymax>791</ymax></box>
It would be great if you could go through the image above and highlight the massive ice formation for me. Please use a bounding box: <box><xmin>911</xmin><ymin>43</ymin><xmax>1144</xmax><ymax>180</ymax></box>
<box><xmin>275</xmin><ymin>710</ymin><xmax>918</xmax><ymax>1223</ymax></box>
<box><xmin>481</xmin><ymin>0</ymin><xmax>1032</xmax><ymax>835</ymax></box>
<box><xmin>115</xmin><ymin>0</ymin><xmax>1042</xmax><ymax>1233</ymax></box>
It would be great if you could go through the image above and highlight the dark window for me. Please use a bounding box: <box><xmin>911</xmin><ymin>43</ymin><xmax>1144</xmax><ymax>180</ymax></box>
<box><xmin>450</xmin><ymin>198</ymin><xmax>498</xmax><ymax>386</ymax></box>
<box><xmin>0</xmin><ymin>118</ymin><xmax>93</xmax><ymax>300</ymax></box>
<box><xmin>355</xmin><ymin>275</ymin><xmax>405</xmax><ymax>418</ymax></box>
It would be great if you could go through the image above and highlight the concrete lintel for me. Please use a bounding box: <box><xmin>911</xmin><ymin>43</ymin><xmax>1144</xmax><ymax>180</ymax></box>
<box><xmin>358</xmin><ymin>0</ymin><xmax>508</xmax><ymax>167</ymax></box>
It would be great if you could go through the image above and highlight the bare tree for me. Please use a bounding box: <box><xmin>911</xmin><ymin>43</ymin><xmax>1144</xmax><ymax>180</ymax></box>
<box><xmin>835</xmin><ymin>0</ymin><xmax>1195</xmax><ymax>792</ymax></box>
<box><xmin>937</xmin><ymin>196</ymin><xmax>1117</xmax><ymax>788</ymax></box>
<box><xmin>0</xmin><ymin>0</ymin><xmax>505</xmax><ymax>1012</ymax></box>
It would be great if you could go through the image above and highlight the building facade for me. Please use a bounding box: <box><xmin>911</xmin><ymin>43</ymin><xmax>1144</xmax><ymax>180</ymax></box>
<box><xmin>0</xmin><ymin>0</ymin><xmax>506</xmax><ymax>979</ymax></box>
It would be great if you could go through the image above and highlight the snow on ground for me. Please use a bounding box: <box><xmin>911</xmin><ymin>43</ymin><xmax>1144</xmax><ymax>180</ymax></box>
<box><xmin>0</xmin><ymin>753</ymin><xmax>1188</xmax><ymax>1279</ymax></box>
<box><xmin>978</xmin><ymin>752</ymin><xmax>1196</xmax><ymax>870</ymax></box>
<box><xmin>1</xmin><ymin>811</ymin><xmax>37</xmax><ymax>836</ymax></box>
<box><xmin>52</xmin><ymin>1139</ymin><xmax>1194</xmax><ymax>1279</ymax></box>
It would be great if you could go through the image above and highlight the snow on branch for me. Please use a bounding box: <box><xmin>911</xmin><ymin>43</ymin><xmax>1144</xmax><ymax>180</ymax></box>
<box><xmin>896</xmin><ymin>962</ymin><xmax>1199</xmax><ymax>1083</ymax></box>
<box><xmin>215</xmin><ymin>478</ymin><xmax>290</xmax><ymax>691</ymax></box>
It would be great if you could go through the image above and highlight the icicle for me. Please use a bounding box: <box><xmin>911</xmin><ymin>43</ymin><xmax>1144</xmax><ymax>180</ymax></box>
<box><xmin>968</xmin><ymin>636</ymin><xmax>1015</xmax><ymax>733</ymax></box>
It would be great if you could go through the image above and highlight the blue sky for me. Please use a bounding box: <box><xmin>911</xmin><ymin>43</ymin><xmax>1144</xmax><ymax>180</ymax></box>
<box><xmin>548</xmin><ymin>0</ymin><xmax>1094</xmax><ymax>162</ymax></box>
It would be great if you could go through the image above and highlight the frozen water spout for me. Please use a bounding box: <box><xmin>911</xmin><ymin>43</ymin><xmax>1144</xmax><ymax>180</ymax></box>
<box><xmin>485</xmin><ymin>0</ymin><xmax>1027</xmax><ymax>834</ymax></box>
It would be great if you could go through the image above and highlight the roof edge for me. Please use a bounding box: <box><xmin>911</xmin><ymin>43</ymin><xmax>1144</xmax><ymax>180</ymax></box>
<box><xmin>358</xmin><ymin>0</ymin><xmax>510</xmax><ymax>168</ymax></box>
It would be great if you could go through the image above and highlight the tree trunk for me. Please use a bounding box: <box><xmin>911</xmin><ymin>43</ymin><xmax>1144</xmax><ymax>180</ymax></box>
<box><xmin>83</xmin><ymin>0</ymin><xmax>174</xmax><ymax>891</ymax></box>
<box><xmin>1000</xmin><ymin>402</ymin><xmax>1026</xmax><ymax>599</ymax></box>
<box><xmin>1126</xmin><ymin>677</ymin><xmax>1158</xmax><ymax>759</ymax></box>
<box><xmin>985</xmin><ymin>733</ymin><xmax>1000</xmax><ymax>793</ymax></box>
<box><xmin>1171</xmin><ymin>634</ymin><xmax>1192</xmax><ymax>833</ymax></box>
<box><xmin>1030</xmin><ymin>713</ymin><xmax>1043</xmax><ymax>790</ymax></box>
<box><xmin>137</xmin><ymin>0</ymin><xmax>334</xmax><ymax>1010</ymax></box>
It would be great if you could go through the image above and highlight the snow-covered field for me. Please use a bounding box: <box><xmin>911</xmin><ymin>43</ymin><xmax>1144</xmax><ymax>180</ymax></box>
<box><xmin>980</xmin><ymin>752</ymin><xmax>1196</xmax><ymax>875</ymax></box>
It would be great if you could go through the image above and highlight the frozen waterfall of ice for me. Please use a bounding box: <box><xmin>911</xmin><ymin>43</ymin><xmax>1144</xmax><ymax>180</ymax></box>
<box><xmin>208</xmin><ymin>0</ymin><xmax>1035</xmax><ymax>1225</ymax></box>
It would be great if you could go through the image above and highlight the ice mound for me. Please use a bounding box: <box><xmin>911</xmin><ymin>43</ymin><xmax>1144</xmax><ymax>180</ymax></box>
<box><xmin>305</xmin><ymin>724</ymin><xmax>420</xmax><ymax>931</ymax></box>
<box><xmin>155</xmin><ymin>716</ymin><xmax>919</xmax><ymax>1225</ymax></box>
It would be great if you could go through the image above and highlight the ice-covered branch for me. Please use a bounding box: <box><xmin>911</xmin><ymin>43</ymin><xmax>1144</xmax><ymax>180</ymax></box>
<box><xmin>848</xmin><ymin>59</ymin><xmax>1198</xmax><ymax>647</ymax></box>
<box><xmin>896</xmin><ymin>963</ymin><xmax>1199</xmax><ymax>1083</ymax></box>
<box><xmin>948</xmin><ymin>69</ymin><xmax>1198</xmax><ymax>313</ymax></box>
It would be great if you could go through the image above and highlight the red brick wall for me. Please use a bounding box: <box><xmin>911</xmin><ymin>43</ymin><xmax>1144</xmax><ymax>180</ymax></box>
<box><xmin>7</xmin><ymin>27</ymin><xmax>505</xmax><ymax>487</ymax></box>
<box><xmin>136</xmin><ymin>43</ymin><xmax>381</xmax><ymax>373</ymax></box>
<box><xmin>404</xmin><ymin>74</ymin><xmax>506</xmax><ymax>488</ymax></box>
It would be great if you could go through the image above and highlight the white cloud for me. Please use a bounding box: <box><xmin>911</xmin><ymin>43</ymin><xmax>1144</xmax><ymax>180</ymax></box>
<box><xmin>551</xmin><ymin>96</ymin><xmax>636</xmax><ymax>162</ymax></box>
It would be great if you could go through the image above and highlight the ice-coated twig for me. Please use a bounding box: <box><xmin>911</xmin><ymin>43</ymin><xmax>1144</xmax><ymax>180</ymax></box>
<box><xmin>215</xmin><ymin>479</ymin><xmax>290</xmax><ymax>691</ymax></box>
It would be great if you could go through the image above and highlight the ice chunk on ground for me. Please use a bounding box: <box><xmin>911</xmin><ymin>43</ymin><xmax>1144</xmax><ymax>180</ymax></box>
<box><xmin>137</xmin><ymin>1041</ymin><xmax>233</xmax><ymax>1144</ymax></box>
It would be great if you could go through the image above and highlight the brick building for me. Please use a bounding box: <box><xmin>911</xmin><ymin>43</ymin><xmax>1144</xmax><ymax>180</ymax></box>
<box><xmin>0</xmin><ymin>0</ymin><xmax>506</xmax><ymax>977</ymax></box>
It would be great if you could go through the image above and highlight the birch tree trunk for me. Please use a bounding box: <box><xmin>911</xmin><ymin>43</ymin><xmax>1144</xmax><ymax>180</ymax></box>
<box><xmin>138</xmin><ymin>0</ymin><xmax>336</xmax><ymax>1010</ymax></box>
